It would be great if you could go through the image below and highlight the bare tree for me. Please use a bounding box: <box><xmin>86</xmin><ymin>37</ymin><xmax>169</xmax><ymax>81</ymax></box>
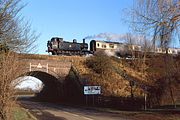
<box><xmin>0</xmin><ymin>0</ymin><xmax>37</xmax><ymax>119</ymax></box>
<box><xmin>131</xmin><ymin>0</ymin><xmax>179</xmax><ymax>49</ymax></box>
<box><xmin>0</xmin><ymin>52</ymin><xmax>25</xmax><ymax>120</ymax></box>
<box><xmin>131</xmin><ymin>0</ymin><xmax>180</xmax><ymax>107</ymax></box>
<box><xmin>123</xmin><ymin>33</ymin><xmax>149</xmax><ymax>71</ymax></box>
<box><xmin>0</xmin><ymin>0</ymin><xmax>37</xmax><ymax>53</ymax></box>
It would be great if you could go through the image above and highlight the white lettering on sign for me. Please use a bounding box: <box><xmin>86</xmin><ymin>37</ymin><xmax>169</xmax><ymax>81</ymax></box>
<box><xmin>84</xmin><ymin>86</ymin><xmax>101</xmax><ymax>95</ymax></box>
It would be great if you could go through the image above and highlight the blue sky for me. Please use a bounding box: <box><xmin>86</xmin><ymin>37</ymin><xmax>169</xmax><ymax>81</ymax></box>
<box><xmin>21</xmin><ymin>0</ymin><xmax>133</xmax><ymax>54</ymax></box>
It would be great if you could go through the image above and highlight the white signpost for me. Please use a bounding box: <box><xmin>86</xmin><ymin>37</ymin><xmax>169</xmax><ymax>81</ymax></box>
<box><xmin>84</xmin><ymin>86</ymin><xmax>101</xmax><ymax>106</ymax></box>
<box><xmin>84</xmin><ymin>86</ymin><xmax>101</xmax><ymax>95</ymax></box>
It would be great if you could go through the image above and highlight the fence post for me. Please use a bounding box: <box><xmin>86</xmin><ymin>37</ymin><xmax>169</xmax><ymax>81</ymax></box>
<box><xmin>46</xmin><ymin>63</ymin><xmax>48</xmax><ymax>73</ymax></box>
<box><xmin>29</xmin><ymin>63</ymin><xmax>31</xmax><ymax>71</ymax></box>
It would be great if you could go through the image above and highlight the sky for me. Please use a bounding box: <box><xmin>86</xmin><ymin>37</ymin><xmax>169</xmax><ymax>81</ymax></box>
<box><xmin>16</xmin><ymin>76</ymin><xmax>43</xmax><ymax>90</ymax></box>
<box><xmin>21</xmin><ymin>0</ymin><xmax>133</xmax><ymax>54</ymax></box>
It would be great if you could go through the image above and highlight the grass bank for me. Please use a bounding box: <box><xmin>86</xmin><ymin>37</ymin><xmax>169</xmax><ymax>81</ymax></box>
<box><xmin>13</xmin><ymin>106</ymin><xmax>36</xmax><ymax>120</ymax></box>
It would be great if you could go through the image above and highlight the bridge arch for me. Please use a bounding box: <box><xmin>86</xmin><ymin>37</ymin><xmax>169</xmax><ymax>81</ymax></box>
<box><xmin>21</xmin><ymin>71</ymin><xmax>64</xmax><ymax>102</ymax></box>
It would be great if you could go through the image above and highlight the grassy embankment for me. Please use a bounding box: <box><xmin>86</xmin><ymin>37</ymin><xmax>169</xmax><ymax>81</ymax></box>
<box><xmin>13</xmin><ymin>105</ymin><xmax>36</xmax><ymax>120</ymax></box>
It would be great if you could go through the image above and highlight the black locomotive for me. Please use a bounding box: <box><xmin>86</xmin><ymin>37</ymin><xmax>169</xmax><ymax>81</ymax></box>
<box><xmin>47</xmin><ymin>37</ymin><xmax>90</xmax><ymax>55</ymax></box>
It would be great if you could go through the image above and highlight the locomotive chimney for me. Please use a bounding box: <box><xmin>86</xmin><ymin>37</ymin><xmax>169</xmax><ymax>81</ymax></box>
<box><xmin>73</xmin><ymin>39</ymin><xmax>77</xmax><ymax>43</ymax></box>
<box><xmin>83</xmin><ymin>39</ymin><xmax>85</xmax><ymax>44</ymax></box>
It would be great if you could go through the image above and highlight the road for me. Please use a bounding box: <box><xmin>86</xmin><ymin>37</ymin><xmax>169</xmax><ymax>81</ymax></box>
<box><xmin>19</xmin><ymin>99</ymin><xmax>131</xmax><ymax>120</ymax></box>
<box><xmin>19</xmin><ymin>97</ymin><xmax>180</xmax><ymax>120</ymax></box>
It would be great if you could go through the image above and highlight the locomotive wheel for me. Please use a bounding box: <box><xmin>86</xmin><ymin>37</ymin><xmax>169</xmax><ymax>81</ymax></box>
<box><xmin>52</xmin><ymin>51</ymin><xmax>57</xmax><ymax>55</ymax></box>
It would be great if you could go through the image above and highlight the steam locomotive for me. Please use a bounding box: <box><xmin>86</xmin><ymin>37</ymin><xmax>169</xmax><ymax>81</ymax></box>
<box><xmin>47</xmin><ymin>37</ymin><xmax>91</xmax><ymax>55</ymax></box>
<box><xmin>47</xmin><ymin>37</ymin><xmax>180</xmax><ymax>56</ymax></box>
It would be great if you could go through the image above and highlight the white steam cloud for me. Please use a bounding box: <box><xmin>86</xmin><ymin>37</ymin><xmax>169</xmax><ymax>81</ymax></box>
<box><xmin>84</xmin><ymin>33</ymin><xmax>126</xmax><ymax>42</ymax></box>
<box><xmin>84</xmin><ymin>32</ymin><xmax>148</xmax><ymax>45</ymax></box>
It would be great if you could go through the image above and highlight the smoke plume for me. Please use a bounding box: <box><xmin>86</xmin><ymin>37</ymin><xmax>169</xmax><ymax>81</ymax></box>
<box><xmin>84</xmin><ymin>33</ymin><xmax>126</xmax><ymax>42</ymax></box>
<box><xmin>84</xmin><ymin>32</ymin><xmax>148</xmax><ymax>45</ymax></box>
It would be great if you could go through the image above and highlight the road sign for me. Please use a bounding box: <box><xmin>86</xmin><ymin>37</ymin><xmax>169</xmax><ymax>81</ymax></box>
<box><xmin>37</xmin><ymin>63</ymin><xmax>42</xmax><ymax>68</ymax></box>
<box><xmin>84</xmin><ymin>86</ymin><xmax>101</xmax><ymax>95</ymax></box>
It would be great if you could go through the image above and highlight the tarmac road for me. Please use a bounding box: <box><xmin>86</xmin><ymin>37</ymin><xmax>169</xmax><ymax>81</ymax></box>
<box><xmin>20</xmin><ymin>99</ymin><xmax>131</xmax><ymax>120</ymax></box>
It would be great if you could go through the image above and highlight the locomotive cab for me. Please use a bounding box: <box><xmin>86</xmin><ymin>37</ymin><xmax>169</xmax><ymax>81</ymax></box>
<box><xmin>50</xmin><ymin>37</ymin><xmax>63</xmax><ymax>49</ymax></box>
<box><xmin>47</xmin><ymin>37</ymin><xmax>63</xmax><ymax>55</ymax></box>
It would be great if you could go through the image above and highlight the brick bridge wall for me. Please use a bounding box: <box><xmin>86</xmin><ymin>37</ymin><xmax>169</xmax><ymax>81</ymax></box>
<box><xmin>20</xmin><ymin>59</ymin><xmax>72</xmax><ymax>80</ymax></box>
<box><xmin>18</xmin><ymin>54</ymin><xmax>87</xmax><ymax>102</ymax></box>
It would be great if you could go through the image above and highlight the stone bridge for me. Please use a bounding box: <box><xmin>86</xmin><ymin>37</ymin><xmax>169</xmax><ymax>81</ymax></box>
<box><xmin>22</xmin><ymin>59</ymin><xmax>72</xmax><ymax>80</ymax></box>
<box><xmin>18</xmin><ymin>54</ymin><xmax>84</xmax><ymax>102</ymax></box>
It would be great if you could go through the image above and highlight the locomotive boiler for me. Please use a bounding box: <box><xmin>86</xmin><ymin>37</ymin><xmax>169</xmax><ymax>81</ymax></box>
<box><xmin>47</xmin><ymin>37</ymin><xmax>90</xmax><ymax>55</ymax></box>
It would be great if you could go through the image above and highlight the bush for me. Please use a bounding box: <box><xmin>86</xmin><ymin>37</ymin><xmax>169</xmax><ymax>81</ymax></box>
<box><xmin>86</xmin><ymin>52</ymin><xmax>112</xmax><ymax>75</ymax></box>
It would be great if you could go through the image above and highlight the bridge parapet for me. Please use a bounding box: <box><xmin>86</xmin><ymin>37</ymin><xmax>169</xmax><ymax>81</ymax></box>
<box><xmin>20</xmin><ymin>59</ymin><xmax>72</xmax><ymax>79</ymax></box>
